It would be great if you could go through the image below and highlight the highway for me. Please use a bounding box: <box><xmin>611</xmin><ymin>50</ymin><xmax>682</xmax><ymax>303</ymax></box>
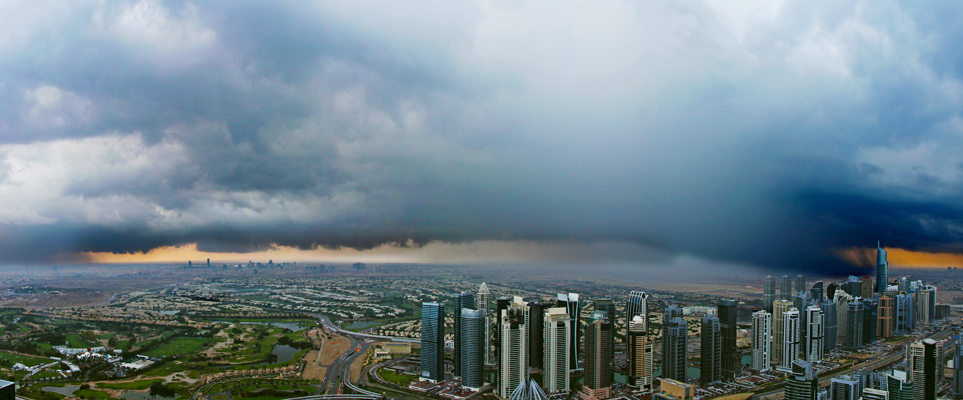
<box><xmin>306</xmin><ymin>313</ymin><xmax>382</xmax><ymax>396</ymax></box>
<box><xmin>755</xmin><ymin>326</ymin><xmax>957</xmax><ymax>400</ymax></box>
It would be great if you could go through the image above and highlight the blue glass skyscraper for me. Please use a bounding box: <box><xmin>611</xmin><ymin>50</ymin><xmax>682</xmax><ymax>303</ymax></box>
<box><xmin>876</xmin><ymin>242</ymin><xmax>888</xmax><ymax>294</ymax></box>
<box><xmin>421</xmin><ymin>302</ymin><xmax>445</xmax><ymax>382</ymax></box>
<box><xmin>453</xmin><ymin>292</ymin><xmax>474</xmax><ymax>377</ymax></box>
<box><xmin>461</xmin><ymin>309</ymin><xmax>486</xmax><ymax>389</ymax></box>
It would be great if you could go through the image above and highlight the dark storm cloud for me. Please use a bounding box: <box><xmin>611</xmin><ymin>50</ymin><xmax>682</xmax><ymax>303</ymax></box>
<box><xmin>0</xmin><ymin>0</ymin><xmax>962</xmax><ymax>275</ymax></box>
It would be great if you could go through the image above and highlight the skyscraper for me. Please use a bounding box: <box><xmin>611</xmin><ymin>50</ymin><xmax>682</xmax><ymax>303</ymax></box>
<box><xmin>795</xmin><ymin>275</ymin><xmax>807</xmax><ymax>297</ymax></box>
<box><xmin>830</xmin><ymin>376</ymin><xmax>859</xmax><ymax>400</ymax></box>
<box><xmin>835</xmin><ymin>291</ymin><xmax>854</xmax><ymax>347</ymax></box>
<box><xmin>499</xmin><ymin>302</ymin><xmax>529</xmax><ymax>399</ymax></box>
<box><xmin>453</xmin><ymin>292</ymin><xmax>475</xmax><ymax>377</ymax></box>
<box><xmin>543</xmin><ymin>307</ymin><xmax>570</xmax><ymax>394</ymax></box>
<box><xmin>804</xmin><ymin>306</ymin><xmax>823</xmax><ymax>362</ymax></box>
<box><xmin>895</xmin><ymin>292</ymin><xmax>915</xmax><ymax>335</ymax></box>
<box><xmin>627</xmin><ymin>315</ymin><xmax>653</xmax><ymax>391</ymax></box>
<box><xmin>663</xmin><ymin>317</ymin><xmax>688</xmax><ymax>382</ymax></box>
<box><xmin>701</xmin><ymin>315</ymin><xmax>722</xmax><ymax>386</ymax></box>
<box><xmin>582</xmin><ymin>311</ymin><xmax>612</xmax><ymax>400</ymax></box>
<box><xmin>461</xmin><ymin>309</ymin><xmax>486</xmax><ymax>390</ymax></box>
<box><xmin>846</xmin><ymin>302</ymin><xmax>864</xmax><ymax>350</ymax></box>
<box><xmin>861</xmin><ymin>276</ymin><xmax>874</xmax><ymax>299</ymax></box>
<box><xmin>751</xmin><ymin>310</ymin><xmax>771</xmax><ymax>372</ymax></box>
<box><xmin>764</xmin><ymin>276</ymin><xmax>777</xmax><ymax>314</ymax></box>
<box><xmin>821</xmin><ymin>299</ymin><xmax>837</xmax><ymax>353</ymax></box>
<box><xmin>421</xmin><ymin>302</ymin><xmax>445</xmax><ymax>382</ymax></box>
<box><xmin>477</xmin><ymin>283</ymin><xmax>493</xmax><ymax>366</ymax></box>
<box><xmin>878</xmin><ymin>294</ymin><xmax>893</xmax><ymax>338</ymax></box>
<box><xmin>907</xmin><ymin>339</ymin><xmax>938</xmax><ymax>400</ymax></box>
<box><xmin>916</xmin><ymin>290</ymin><xmax>931</xmax><ymax>326</ymax></box>
<box><xmin>626</xmin><ymin>291</ymin><xmax>650</xmax><ymax>334</ymax></box>
<box><xmin>810</xmin><ymin>281</ymin><xmax>824</xmax><ymax>303</ymax></box>
<box><xmin>887</xmin><ymin>371</ymin><xmax>914</xmax><ymax>400</ymax></box>
<box><xmin>528</xmin><ymin>302</ymin><xmax>549</xmax><ymax>370</ymax></box>
<box><xmin>782</xmin><ymin>308</ymin><xmax>801</xmax><ymax>367</ymax></box>
<box><xmin>785</xmin><ymin>360</ymin><xmax>818</xmax><ymax>400</ymax></box>
<box><xmin>594</xmin><ymin>299</ymin><xmax>615</xmax><ymax>365</ymax></box>
<box><xmin>782</xmin><ymin>275</ymin><xmax>793</xmax><ymax>301</ymax></box>
<box><xmin>845</xmin><ymin>276</ymin><xmax>862</xmax><ymax>301</ymax></box>
<box><xmin>953</xmin><ymin>336</ymin><xmax>963</xmax><ymax>398</ymax></box>
<box><xmin>876</xmin><ymin>243</ymin><xmax>888</xmax><ymax>294</ymax></box>
<box><xmin>863</xmin><ymin>299</ymin><xmax>878</xmax><ymax>345</ymax></box>
<box><xmin>718</xmin><ymin>299</ymin><xmax>739</xmax><ymax>380</ymax></box>
<box><xmin>773</xmin><ymin>300</ymin><xmax>793</xmax><ymax>367</ymax></box>
<box><xmin>556</xmin><ymin>293</ymin><xmax>581</xmax><ymax>371</ymax></box>
<box><xmin>664</xmin><ymin>304</ymin><xmax>683</xmax><ymax>324</ymax></box>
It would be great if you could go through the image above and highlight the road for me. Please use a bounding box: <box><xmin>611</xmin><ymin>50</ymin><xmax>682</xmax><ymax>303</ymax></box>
<box><xmin>309</xmin><ymin>314</ymin><xmax>376</xmax><ymax>395</ymax></box>
<box><xmin>755</xmin><ymin>326</ymin><xmax>956</xmax><ymax>400</ymax></box>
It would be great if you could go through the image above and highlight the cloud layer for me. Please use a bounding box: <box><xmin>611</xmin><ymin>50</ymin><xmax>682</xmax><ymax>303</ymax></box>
<box><xmin>0</xmin><ymin>0</ymin><xmax>962</xmax><ymax>274</ymax></box>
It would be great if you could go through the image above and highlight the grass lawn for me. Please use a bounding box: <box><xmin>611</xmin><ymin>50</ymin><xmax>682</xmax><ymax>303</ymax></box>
<box><xmin>143</xmin><ymin>337</ymin><xmax>211</xmax><ymax>358</ymax></box>
<box><xmin>97</xmin><ymin>379</ymin><xmax>163</xmax><ymax>390</ymax></box>
<box><xmin>65</xmin><ymin>334</ymin><xmax>97</xmax><ymax>348</ymax></box>
<box><xmin>0</xmin><ymin>350</ymin><xmax>51</xmax><ymax>367</ymax></box>
<box><xmin>379</xmin><ymin>369</ymin><xmax>417</xmax><ymax>386</ymax></box>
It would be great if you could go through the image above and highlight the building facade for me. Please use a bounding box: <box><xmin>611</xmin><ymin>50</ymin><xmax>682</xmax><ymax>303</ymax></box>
<box><xmin>701</xmin><ymin>314</ymin><xmax>722</xmax><ymax>386</ymax></box>
<box><xmin>663</xmin><ymin>317</ymin><xmax>688</xmax><ymax>382</ymax></box>
<box><xmin>461</xmin><ymin>308</ymin><xmax>486</xmax><ymax>390</ymax></box>
<box><xmin>543</xmin><ymin>307</ymin><xmax>570</xmax><ymax>394</ymax></box>
<box><xmin>627</xmin><ymin>315</ymin><xmax>653</xmax><ymax>391</ymax></box>
<box><xmin>751</xmin><ymin>310</ymin><xmax>771</xmax><ymax>372</ymax></box>
<box><xmin>453</xmin><ymin>292</ymin><xmax>475</xmax><ymax>377</ymax></box>
<box><xmin>783</xmin><ymin>308</ymin><xmax>801</xmax><ymax>367</ymax></box>
<box><xmin>421</xmin><ymin>302</ymin><xmax>446</xmax><ymax>382</ymax></box>
<box><xmin>773</xmin><ymin>300</ymin><xmax>794</xmax><ymax>367</ymax></box>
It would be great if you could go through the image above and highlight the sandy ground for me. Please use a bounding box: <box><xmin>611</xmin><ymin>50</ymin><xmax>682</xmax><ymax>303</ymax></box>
<box><xmin>349</xmin><ymin>348</ymin><xmax>368</xmax><ymax>382</ymax></box>
<box><xmin>319</xmin><ymin>335</ymin><xmax>351</xmax><ymax>365</ymax></box>
<box><xmin>302</xmin><ymin>331</ymin><xmax>351</xmax><ymax>380</ymax></box>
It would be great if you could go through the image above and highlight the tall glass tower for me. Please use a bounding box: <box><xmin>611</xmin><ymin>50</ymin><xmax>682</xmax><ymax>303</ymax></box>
<box><xmin>662</xmin><ymin>317</ymin><xmax>688</xmax><ymax>382</ymax></box>
<box><xmin>701</xmin><ymin>314</ymin><xmax>722</xmax><ymax>386</ymax></box>
<box><xmin>556</xmin><ymin>293</ymin><xmax>580</xmax><ymax>371</ymax></box>
<box><xmin>781</xmin><ymin>275</ymin><xmax>793</xmax><ymax>301</ymax></box>
<box><xmin>876</xmin><ymin>242</ymin><xmax>888</xmax><ymax>294</ymax></box>
<box><xmin>718</xmin><ymin>299</ymin><xmax>739</xmax><ymax>380</ymax></box>
<box><xmin>477</xmin><ymin>283</ymin><xmax>492</xmax><ymax>365</ymax></box>
<box><xmin>626</xmin><ymin>291</ymin><xmax>650</xmax><ymax>333</ymax></box>
<box><xmin>421</xmin><ymin>302</ymin><xmax>445</xmax><ymax>382</ymax></box>
<box><xmin>453</xmin><ymin>292</ymin><xmax>474</xmax><ymax>377</ymax></box>
<box><xmin>764</xmin><ymin>276</ymin><xmax>777</xmax><ymax>313</ymax></box>
<box><xmin>460</xmin><ymin>309</ymin><xmax>486</xmax><ymax>390</ymax></box>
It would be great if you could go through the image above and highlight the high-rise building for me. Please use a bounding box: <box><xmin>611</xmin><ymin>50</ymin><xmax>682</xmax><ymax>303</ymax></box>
<box><xmin>863</xmin><ymin>299</ymin><xmax>878</xmax><ymax>345</ymax></box>
<box><xmin>830</xmin><ymin>376</ymin><xmax>859</xmax><ymax>400</ymax></box>
<box><xmin>804</xmin><ymin>306</ymin><xmax>823</xmax><ymax>362</ymax></box>
<box><xmin>0</xmin><ymin>380</ymin><xmax>13</xmax><ymax>400</ymax></box>
<box><xmin>811</xmin><ymin>281</ymin><xmax>824</xmax><ymax>303</ymax></box>
<box><xmin>782</xmin><ymin>275</ymin><xmax>794</xmax><ymax>301</ymax></box>
<box><xmin>718</xmin><ymin>299</ymin><xmax>739</xmax><ymax>380</ymax></box>
<box><xmin>846</xmin><ymin>302</ymin><xmax>864</xmax><ymax>350</ymax></box>
<box><xmin>862</xmin><ymin>388</ymin><xmax>889</xmax><ymax>400</ymax></box>
<box><xmin>773</xmin><ymin>300</ymin><xmax>793</xmax><ymax>367</ymax></box>
<box><xmin>663</xmin><ymin>317</ymin><xmax>688</xmax><ymax>382</ymax></box>
<box><xmin>751</xmin><ymin>310</ymin><xmax>771</xmax><ymax>372</ymax></box>
<box><xmin>528</xmin><ymin>302</ymin><xmax>549</xmax><ymax>370</ymax></box>
<box><xmin>496</xmin><ymin>296</ymin><xmax>512</xmax><ymax>366</ymax></box>
<box><xmin>582</xmin><ymin>311</ymin><xmax>612</xmax><ymax>400</ymax></box>
<box><xmin>626</xmin><ymin>291</ymin><xmax>650</xmax><ymax>334</ymax></box>
<box><xmin>907</xmin><ymin>339</ymin><xmax>938</xmax><ymax>400</ymax></box>
<box><xmin>556</xmin><ymin>293</ymin><xmax>581</xmax><ymax>371</ymax></box>
<box><xmin>895</xmin><ymin>292</ymin><xmax>914</xmax><ymax>335</ymax></box>
<box><xmin>664</xmin><ymin>304</ymin><xmax>683</xmax><ymax>324</ymax></box>
<box><xmin>953</xmin><ymin>336</ymin><xmax>963</xmax><ymax>398</ymax></box>
<box><xmin>461</xmin><ymin>309</ymin><xmax>486</xmax><ymax>390</ymax></box>
<box><xmin>796</xmin><ymin>275</ymin><xmax>808</xmax><ymax>297</ymax></box>
<box><xmin>887</xmin><ymin>371</ymin><xmax>914</xmax><ymax>400</ymax></box>
<box><xmin>764</xmin><ymin>276</ymin><xmax>778</xmax><ymax>314</ymax></box>
<box><xmin>876</xmin><ymin>243</ymin><xmax>888</xmax><ymax>294</ymax></box>
<box><xmin>701</xmin><ymin>314</ymin><xmax>722</xmax><ymax>386</ymax></box>
<box><xmin>477</xmin><ymin>283</ymin><xmax>493</xmax><ymax>366</ymax></box>
<box><xmin>499</xmin><ymin>302</ymin><xmax>529</xmax><ymax>399</ymax></box>
<box><xmin>594</xmin><ymin>299</ymin><xmax>615</xmax><ymax>366</ymax></box>
<box><xmin>782</xmin><ymin>308</ymin><xmax>801</xmax><ymax>366</ymax></box>
<box><xmin>925</xmin><ymin>286</ymin><xmax>937</xmax><ymax>323</ymax></box>
<box><xmin>844</xmin><ymin>276</ymin><xmax>861</xmax><ymax>302</ymax></box>
<box><xmin>915</xmin><ymin>290</ymin><xmax>931</xmax><ymax>326</ymax></box>
<box><xmin>821</xmin><ymin>299</ymin><xmax>837</xmax><ymax>353</ymax></box>
<box><xmin>421</xmin><ymin>302</ymin><xmax>446</xmax><ymax>382</ymax></box>
<box><xmin>878</xmin><ymin>294</ymin><xmax>893</xmax><ymax>338</ymax></box>
<box><xmin>861</xmin><ymin>276</ymin><xmax>874</xmax><ymax>300</ymax></box>
<box><xmin>453</xmin><ymin>292</ymin><xmax>475</xmax><ymax>377</ymax></box>
<box><xmin>543</xmin><ymin>308</ymin><xmax>570</xmax><ymax>394</ymax></box>
<box><xmin>835</xmin><ymin>291</ymin><xmax>854</xmax><ymax>347</ymax></box>
<box><xmin>627</xmin><ymin>316</ymin><xmax>653</xmax><ymax>391</ymax></box>
<box><xmin>785</xmin><ymin>360</ymin><xmax>818</xmax><ymax>400</ymax></box>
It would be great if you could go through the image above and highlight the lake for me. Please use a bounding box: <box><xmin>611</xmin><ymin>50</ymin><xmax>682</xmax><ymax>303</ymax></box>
<box><xmin>119</xmin><ymin>390</ymin><xmax>177</xmax><ymax>400</ymax></box>
<box><xmin>43</xmin><ymin>385</ymin><xmax>80</xmax><ymax>396</ymax></box>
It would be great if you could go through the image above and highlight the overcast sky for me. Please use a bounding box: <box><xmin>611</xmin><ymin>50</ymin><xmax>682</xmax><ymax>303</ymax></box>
<box><xmin>1</xmin><ymin>0</ymin><xmax>962</xmax><ymax>275</ymax></box>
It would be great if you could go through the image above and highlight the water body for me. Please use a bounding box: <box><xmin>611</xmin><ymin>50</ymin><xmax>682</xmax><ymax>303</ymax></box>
<box><xmin>212</xmin><ymin>320</ymin><xmax>309</xmax><ymax>331</ymax></box>
<box><xmin>158</xmin><ymin>310</ymin><xmax>180</xmax><ymax>316</ymax></box>
<box><xmin>118</xmin><ymin>390</ymin><xmax>177</xmax><ymax>400</ymax></box>
<box><xmin>250</xmin><ymin>344</ymin><xmax>300</xmax><ymax>366</ymax></box>
<box><xmin>345</xmin><ymin>321</ymin><xmax>379</xmax><ymax>330</ymax></box>
<box><xmin>42</xmin><ymin>386</ymin><xmax>80</xmax><ymax>396</ymax></box>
